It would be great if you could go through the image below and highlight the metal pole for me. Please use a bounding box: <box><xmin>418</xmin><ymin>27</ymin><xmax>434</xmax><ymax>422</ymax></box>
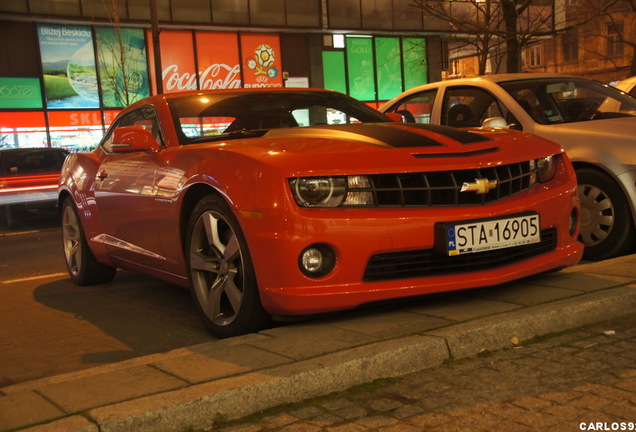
<box><xmin>150</xmin><ymin>0</ymin><xmax>163</xmax><ymax>94</ymax></box>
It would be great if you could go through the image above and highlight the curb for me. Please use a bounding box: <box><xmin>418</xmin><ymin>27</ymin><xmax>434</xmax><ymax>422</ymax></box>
<box><xmin>13</xmin><ymin>282</ymin><xmax>636</xmax><ymax>432</ymax></box>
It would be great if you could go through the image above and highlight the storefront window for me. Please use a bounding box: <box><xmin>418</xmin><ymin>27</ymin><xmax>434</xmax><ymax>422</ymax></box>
<box><xmin>160</xmin><ymin>31</ymin><xmax>197</xmax><ymax>93</ymax></box>
<box><xmin>241</xmin><ymin>34</ymin><xmax>283</xmax><ymax>88</ymax></box>
<box><xmin>376</xmin><ymin>37</ymin><xmax>403</xmax><ymax>100</ymax></box>
<box><xmin>0</xmin><ymin>77</ymin><xmax>43</xmax><ymax>109</ymax></box>
<box><xmin>403</xmin><ymin>38</ymin><xmax>427</xmax><ymax>90</ymax></box>
<box><xmin>48</xmin><ymin>111</ymin><xmax>104</xmax><ymax>152</ymax></box>
<box><xmin>0</xmin><ymin>112</ymin><xmax>48</xmax><ymax>149</ymax></box>
<box><xmin>322</xmin><ymin>35</ymin><xmax>428</xmax><ymax>102</ymax></box>
<box><xmin>347</xmin><ymin>36</ymin><xmax>375</xmax><ymax>101</ymax></box>
<box><xmin>103</xmin><ymin>110</ymin><xmax>121</xmax><ymax>130</ymax></box>
<box><xmin>195</xmin><ymin>32</ymin><xmax>241</xmax><ymax>89</ymax></box>
<box><xmin>96</xmin><ymin>28</ymin><xmax>150</xmax><ymax>107</ymax></box>
<box><xmin>322</xmin><ymin>51</ymin><xmax>347</xmax><ymax>94</ymax></box>
<box><xmin>37</xmin><ymin>24</ymin><xmax>99</xmax><ymax>109</ymax></box>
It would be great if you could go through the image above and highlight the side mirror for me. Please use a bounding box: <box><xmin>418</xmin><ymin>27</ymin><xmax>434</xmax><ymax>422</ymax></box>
<box><xmin>482</xmin><ymin>117</ymin><xmax>510</xmax><ymax>129</ymax></box>
<box><xmin>111</xmin><ymin>126</ymin><xmax>161</xmax><ymax>153</ymax></box>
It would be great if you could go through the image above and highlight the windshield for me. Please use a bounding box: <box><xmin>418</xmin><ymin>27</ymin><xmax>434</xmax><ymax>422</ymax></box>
<box><xmin>499</xmin><ymin>77</ymin><xmax>636</xmax><ymax>125</ymax></box>
<box><xmin>168</xmin><ymin>90</ymin><xmax>392</xmax><ymax>144</ymax></box>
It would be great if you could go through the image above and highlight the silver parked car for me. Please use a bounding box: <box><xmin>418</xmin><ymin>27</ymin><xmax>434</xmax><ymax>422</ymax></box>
<box><xmin>379</xmin><ymin>74</ymin><xmax>636</xmax><ymax>260</ymax></box>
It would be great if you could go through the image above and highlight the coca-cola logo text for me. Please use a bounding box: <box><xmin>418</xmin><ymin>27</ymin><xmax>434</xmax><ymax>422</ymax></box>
<box><xmin>163</xmin><ymin>64</ymin><xmax>242</xmax><ymax>91</ymax></box>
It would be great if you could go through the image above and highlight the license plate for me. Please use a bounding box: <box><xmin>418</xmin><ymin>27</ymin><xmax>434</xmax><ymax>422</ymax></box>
<box><xmin>440</xmin><ymin>213</ymin><xmax>541</xmax><ymax>256</ymax></box>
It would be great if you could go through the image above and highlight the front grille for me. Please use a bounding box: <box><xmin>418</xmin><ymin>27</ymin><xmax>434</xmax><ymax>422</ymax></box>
<box><xmin>363</xmin><ymin>161</ymin><xmax>536</xmax><ymax>206</ymax></box>
<box><xmin>363</xmin><ymin>228</ymin><xmax>557</xmax><ymax>282</ymax></box>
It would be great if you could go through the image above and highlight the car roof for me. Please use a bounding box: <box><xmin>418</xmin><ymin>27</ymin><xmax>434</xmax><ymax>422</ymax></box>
<box><xmin>380</xmin><ymin>73</ymin><xmax>594</xmax><ymax>104</ymax></box>
<box><xmin>420</xmin><ymin>73</ymin><xmax>585</xmax><ymax>87</ymax></box>
<box><xmin>122</xmin><ymin>88</ymin><xmax>348</xmax><ymax>112</ymax></box>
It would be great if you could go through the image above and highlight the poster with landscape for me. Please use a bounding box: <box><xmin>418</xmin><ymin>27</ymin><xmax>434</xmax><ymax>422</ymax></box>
<box><xmin>96</xmin><ymin>27</ymin><xmax>150</xmax><ymax>108</ymax></box>
<box><xmin>38</xmin><ymin>24</ymin><xmax>99</xmax><ymax>108</ymax></box>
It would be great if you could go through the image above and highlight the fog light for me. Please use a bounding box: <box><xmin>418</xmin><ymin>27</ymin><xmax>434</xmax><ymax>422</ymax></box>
<box><xmin>302</xmin><ymin>248</ymin><xmax>323</xmax><ymax>272</ymax></box>
<box><xmin>569</xmin><ymin>208</ymin><xmax>579</xmax><ymax>236</ymax></box>
<box><xmin>299</xmin><ymin>244</ymin><xmax>335</xmax><ymax>278</ymax></box>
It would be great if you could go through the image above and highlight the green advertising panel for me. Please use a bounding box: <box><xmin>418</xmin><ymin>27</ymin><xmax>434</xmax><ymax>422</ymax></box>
<box><xmin>375</xmin><ymin>37</ymin><xmax>402</xmax><ymax>101</ymax></box>
<box><xmin>403</xmin><ymin>38</ymin><xmax>427</xmax><ymax>90</ymax></box>
<box><xmin>0</xmin><ymin>77</ymin><xmax>43</xmax><ymax>109</ymax></box>
<box><xmin>96</xmin><ymin>28</ymin><xmax>150</xmax><ymax>108</ymax></box>
<box><xmin>322</xmin><ymin>51</ymin><xmax>347</xmax><ymax>94</ymax></box>
<box><xmin>37</xmin><ymin>24</ymin><xmax>99</xmax><ymax>108</ymax></box>
<box><xmin>346</xmin><ymin>37</ymin><xmax>376</xmax><ymax>101</ymax></box>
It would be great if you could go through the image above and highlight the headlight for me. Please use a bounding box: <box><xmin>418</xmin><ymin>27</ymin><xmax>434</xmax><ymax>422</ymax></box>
<box><xmin>289</xmin><ymin>175</ymin><xmax>375</xmax><ymax>207</ymax></box>
<box><xmin>290</xmin><ymin>177</ymin><xmax>346</xmax><ymax>207</ymax></box>
<box><xmin>536</xmin><ymin>155</ymin><xmax>556</xmax><ymax>183</ymax></box>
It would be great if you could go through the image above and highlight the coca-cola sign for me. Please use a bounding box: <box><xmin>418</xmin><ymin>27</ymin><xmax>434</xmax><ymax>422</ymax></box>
<box><xmin>159</xmin><ymin>30</ymin><xmax>196</xmax><ymax>94</ymax></box>
<box><xmin>196</xmin><ymin>32</ymin><xmax>242</xmax><ymax>90</ymax></box>
<box><xmin>158</xmin><ymin>31</ymin><xmax>282</xmax><ymax>92</ymax></box>
<box><xmin>162</xmin><ymin>64</ymin><xmax>241</xmax><ymax>91</ymax></box>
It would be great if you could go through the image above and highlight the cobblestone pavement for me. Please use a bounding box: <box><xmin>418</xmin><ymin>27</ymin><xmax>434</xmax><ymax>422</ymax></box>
<box><xmin>207</xmin><ymin>313</ymin><xmax>636</xmax><ymax>432</ymax></box>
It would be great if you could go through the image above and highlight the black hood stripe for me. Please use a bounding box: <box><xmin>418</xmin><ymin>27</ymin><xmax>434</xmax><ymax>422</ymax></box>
<box><xmin>412</xmin><ymin>147</ymin><xmax>499</xmax><ymax>158</ymax></box>
<box><xmin>401</xmin><ymin>123</ymin><xmax>492</xmax><ymax>144</ymax></box>
<box><xmin>310</xmin><ymin>123</ymin><xmax>491</xmax><ymax>148</ymax></box>
<box><xmin>311</xmin><ymin>124</ymin><xmax>443</xmax><ymax>147</ymax></box>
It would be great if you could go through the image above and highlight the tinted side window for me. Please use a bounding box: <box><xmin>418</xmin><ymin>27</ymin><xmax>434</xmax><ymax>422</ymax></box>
<box><xmin>441</xmin><ymin>86</ymin><xmax>507</xmax><ymax>128</ymax></box>
<box><xmin>1</xmin><ymin>150</ymin><xmax>68</xmax><ymax>175</ymax></box>
<box><xmin>101</xmin><ymin>107</ymin><xmax>163</xmax><ymax>152</ymax></box>
<box><xmin>388</xmin><ymin>89</ymin><xmax>437</xmax><ymax>124</ymax></box>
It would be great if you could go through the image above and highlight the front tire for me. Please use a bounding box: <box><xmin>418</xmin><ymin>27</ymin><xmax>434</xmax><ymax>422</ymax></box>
<box><xmin>577</xmin><ymin>168</ymin><xmax>635</xmax><ymax>260</ymax></box>
<box><xmin>61</xmin><ymin>197</ymin><xmax>117</xmax><ymax>285</ymax></box>
<box><xmin>186</xmin><ymin>195</ymin><xmax>270</xmax><ymax>338</ymax></box>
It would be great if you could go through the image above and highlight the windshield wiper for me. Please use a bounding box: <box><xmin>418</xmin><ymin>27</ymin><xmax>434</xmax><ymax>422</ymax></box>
<box><xmin>188</xmin><ymin>129</ymin><xmax>268</xmax><ymax>143</ymax></box>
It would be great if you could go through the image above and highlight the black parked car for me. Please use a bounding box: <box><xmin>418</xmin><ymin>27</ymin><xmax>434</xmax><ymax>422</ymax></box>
<box><xmin>0</xmin><ymin>148</ymin><xmax>69</xmax><ymax>226</ymax></box>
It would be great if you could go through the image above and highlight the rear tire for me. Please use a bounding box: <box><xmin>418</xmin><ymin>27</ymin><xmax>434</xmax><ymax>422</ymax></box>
<box><xmin>186</xmin><ymin>195</ymin><xmax>271</xmax><ymax>338</ymax></box>
<box><xmin>61</xmin><ymin>197</ymin><xmax>116</xmax><ymax>285</ymax></box>
<box><xmin>577</xmin><ymin>168</ymin><xmax>635</xmax><ymax>260</ymax></box>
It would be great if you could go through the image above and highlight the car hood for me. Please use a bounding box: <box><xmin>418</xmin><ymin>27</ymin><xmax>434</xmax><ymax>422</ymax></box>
<box><xmin>214</xmin><ymin>123</ymin><xmax>561</xmax><ymax>174</ymax></box>
<box><xmin>534</xmin><ymin>117</ymin><xmax>636</xmax><ymax>144</ymax></box>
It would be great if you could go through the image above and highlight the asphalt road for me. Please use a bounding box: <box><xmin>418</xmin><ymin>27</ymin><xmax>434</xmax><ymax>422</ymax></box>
<box><xmin>0</xmin><ymin>209</ymin><xmax>213</xmax><ymax>387</ymax></box>
<box><xmin>0</xmin><ymin>226</ymin><xmax>65</xmax><ymax>282</ymax></box>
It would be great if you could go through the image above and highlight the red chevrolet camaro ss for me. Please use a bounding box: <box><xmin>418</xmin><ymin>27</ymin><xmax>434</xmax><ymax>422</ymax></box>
<box><xmin>59</xmin><ymin>89</ymin><xmax>583</xmax><ymax>338</ymax></box>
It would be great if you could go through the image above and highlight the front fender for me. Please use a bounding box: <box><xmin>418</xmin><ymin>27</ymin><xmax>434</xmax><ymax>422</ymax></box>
<box><xmin>58</xmin><ymin>152</ymin><xmax>114</xmax><ymax>265</ymax></box>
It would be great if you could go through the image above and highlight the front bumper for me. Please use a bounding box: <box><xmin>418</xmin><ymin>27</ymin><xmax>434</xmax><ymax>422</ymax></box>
<box><xmin>242</xmin><ymin>179</ymin><xmax>583</xmax><ymax>316</ymax></box>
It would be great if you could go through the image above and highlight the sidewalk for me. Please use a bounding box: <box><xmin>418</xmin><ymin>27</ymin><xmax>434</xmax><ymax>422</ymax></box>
<box><xmin>2</xmin><ymin>254</ymin><xmax>636</xmax><ymax>432</ymax></box>
<box><xmin>207</xmin><ymin>313</ymin><xmax>636</xmax><ymax>432</ymax></box>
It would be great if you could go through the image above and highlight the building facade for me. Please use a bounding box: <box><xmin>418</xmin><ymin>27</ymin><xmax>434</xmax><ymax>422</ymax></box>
<box><xmin>0</xmin><ymin>0</ymin><xmax>443</xmax><ymax>150</ymax></box>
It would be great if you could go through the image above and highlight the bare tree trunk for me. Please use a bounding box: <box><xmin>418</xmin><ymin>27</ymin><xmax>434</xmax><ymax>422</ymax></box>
<box><xmin>502</xmin><ymin>0</ymin><xmax>521</xmax><ymax>73</ymax></box>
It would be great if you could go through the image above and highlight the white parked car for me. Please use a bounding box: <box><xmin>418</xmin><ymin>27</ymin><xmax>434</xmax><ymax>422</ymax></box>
<box><xmin>616</xmin><ymin>76</ymin><xmax>636</xmax><ymax>97</ymax></box>
<box><xmin>380</xmin><ymin>74</ymin><xmax>636</xmax><ymax>260</ymax></box>
<box><xmin>602</xmin><ymin>76</ymin><xmax>636</xmax><ymax>113</ymax></box>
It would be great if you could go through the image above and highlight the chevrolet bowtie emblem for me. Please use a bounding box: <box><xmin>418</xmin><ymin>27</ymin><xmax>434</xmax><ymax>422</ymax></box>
<box><xmin>461</xmin><ymin>178</ymin><xmax>498</xmax><ymax>194</ymax></box>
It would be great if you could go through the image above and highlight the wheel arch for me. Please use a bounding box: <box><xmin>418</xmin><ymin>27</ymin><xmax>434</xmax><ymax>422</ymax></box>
<box><xmin>179</xmin><ymin>183</ymin><xmax>227</xmax><ymax>253</ymax></box>
<box><xmin>58</xmin><ymin>189</ymin><xmax>72</xmax><ymax>216</ymax></box>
